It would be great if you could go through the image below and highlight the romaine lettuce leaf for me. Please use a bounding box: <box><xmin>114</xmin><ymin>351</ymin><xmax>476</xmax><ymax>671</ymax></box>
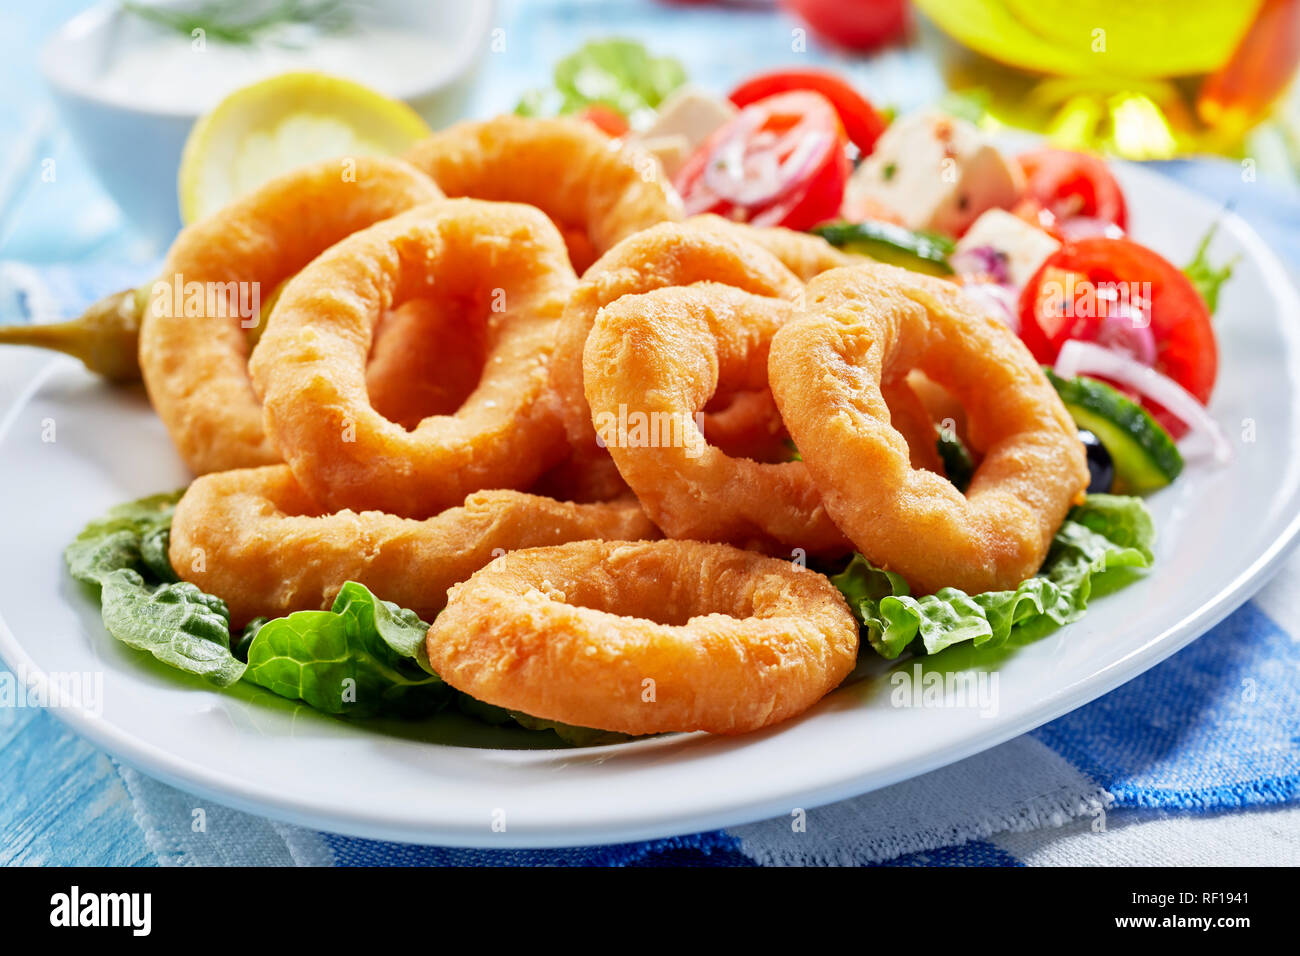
<box><xmin>516</xmin><ymin>38</ymin><xmax>686</xmax><ymax>126</ymax></box>
<box><xmin>832</xmin><ymin>494</ymin><xmax>1154</xmax><ymax>659</ymax></box>
<box><xmin>99</xmin><ymin>569</ymin><xmax>245</xmax><ymax>686</ymax></box>
<box><xmin>243</xmin><ymin>588</ymin><xmax>449</xmax><ymax>718</ymax></box>
<box><xmin>66</xmin><ymin>491</ymin><xmax>245</xmax><ymax>686</ymax></box>
<box><xmin>65</xmin><ymin>490</ymin><xmax>183</xmax><ymax>585</ymax></box>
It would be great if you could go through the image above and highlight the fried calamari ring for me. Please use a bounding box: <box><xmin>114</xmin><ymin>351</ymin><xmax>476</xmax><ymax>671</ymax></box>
<box><xmin>426</xmin><ymin>540</ymin><xmax>859</xmax><ymax>735</ymax></box>
<box><xmin>365</xmin><ymin>298</ymin><xmax>487</xmax><ymax>431</ymax></box>
<box><xmin>170</xmin><ymin>466</ymin><xmax>660</xmax><ymax>627</ymax></box>
<box><xmin>250</xmin><ymin>199</ymin><xmax>576</xmax><ymax>518</ymax></box>
<box><xmin>141</xmin><ymin>156</ymin><xmax>444</xmax><ymax>474</ymax></box>
<box><xmin>551</xmin><ymin>221</ymin><xmax>805</xmax><ymax>459</ymax></box>
<box><xmin>769</xmin><ymin>263</ymin><xmax>1090</xmax><ymax>595</ymax></box>
<box><xmin>585</xmin><ymin>284</ymin><xmax>849</xmax><ymax>554</ymax></box>
<box><xmin>686</xmin><ymin>213</ymin><xmax>854</xmax><ymax>280</ymax></box>
<box><xmin>405</xmin><ymin>115</ymin><xmax>680</xmax><ymax>273</ymax></box>
<box><xmin>882</xmin><ymin>377</ymin><xmax>948</xmax><ymax>475</ymax></box>
<box><xmin>699</xmin><ymin>388</ymin><xmax>792</xmax><ymax>464</ymax></box>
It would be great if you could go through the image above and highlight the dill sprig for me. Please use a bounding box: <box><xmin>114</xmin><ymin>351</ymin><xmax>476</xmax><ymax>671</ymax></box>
<box><xmin>121</xmin><ymin>0</ymin><xmax>353</xmax><ymax>45</ymax></box>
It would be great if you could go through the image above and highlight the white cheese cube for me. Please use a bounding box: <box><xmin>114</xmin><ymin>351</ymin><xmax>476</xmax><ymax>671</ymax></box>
<box><xmin>639</xmin><ymin>86</ymin><xmax>736</xmax><ymax>154</ymax></box>
<box><xmin>954</xmin><ymin>209</ymin><xmax>1061</xmax><ymax>288</ymax></box>
<box><xmin>637</xmin><ymin>133</ymin><xmax>693</xmax><ymax>179</ymax></box>
<box><xmin>845</xmin><ymin>112</ymin><xmax>1025</xmax><ymax>236</ymax></box>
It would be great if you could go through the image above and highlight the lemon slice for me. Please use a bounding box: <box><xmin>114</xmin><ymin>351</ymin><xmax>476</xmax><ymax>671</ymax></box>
<box><xmin>178</xmin><ymin>71</ymin><xmax>432</xmax><ymax>224</ymax></box>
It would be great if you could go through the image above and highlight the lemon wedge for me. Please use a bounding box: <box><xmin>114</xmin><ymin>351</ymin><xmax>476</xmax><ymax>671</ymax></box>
<box><xmin>178</xmin><ymin>71</ymin><xmax>432</xmax><ymax>224</ymax></box>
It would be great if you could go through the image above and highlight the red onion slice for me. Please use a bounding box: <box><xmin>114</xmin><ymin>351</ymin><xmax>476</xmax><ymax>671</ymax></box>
<box><xmin>1054</xmin><ymin>340</ymin><xmax>1231</xmax><ymax>464</ymax></box>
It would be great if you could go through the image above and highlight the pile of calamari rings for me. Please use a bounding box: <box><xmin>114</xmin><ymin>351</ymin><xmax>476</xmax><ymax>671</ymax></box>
<box><xmin>148</xmin><ymin>116</ymin><xmax>1088</xmax><ymax>737</ymax></box>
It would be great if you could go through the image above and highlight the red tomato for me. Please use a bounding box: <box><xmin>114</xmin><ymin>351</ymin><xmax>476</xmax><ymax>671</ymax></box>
<box><xmin>577</xmin><ymin>104</ymin><xmax>629</xmax><ymax>137</ymax></box>
<box><xmin>1011</xmin><ymin>197</ymin><xmax>1064</xmax><ymax>241</ymax></box>
<box><xmin>673</xmin><ymin>91</ymin><xmax>850</xmax><ymax>230</ymax></box>
<box><xmin>1019</xmin><ymin>237</ymin><xmax>1217</xmax><ymax>436</ymax></box>
<box><xmin>728</xmin><ymin>69</ymin><xmax>888</xmax><ymax>155</ymax></box>
<box><xmin>1018</xmin><ymin>149</ymin><xmax>1129</xmax><ymax>231</ymax></box>
<box><xmin>780</xmin><ymin>0</ymin><xmax>908</xmax><ymax>51</ymax></box>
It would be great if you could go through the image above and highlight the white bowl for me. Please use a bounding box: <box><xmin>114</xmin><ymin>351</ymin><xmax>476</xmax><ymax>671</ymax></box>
<box><xmin>40</xmin><ymin>0</ymin><xmax>495</xmax><ymax>247</ymax></box>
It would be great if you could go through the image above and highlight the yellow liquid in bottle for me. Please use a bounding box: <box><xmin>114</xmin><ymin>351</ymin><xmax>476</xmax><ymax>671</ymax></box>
<box><xmin>912</xmin><ymin>0</ymin><xmax>1293</xmax><ymax>158</ymax></box>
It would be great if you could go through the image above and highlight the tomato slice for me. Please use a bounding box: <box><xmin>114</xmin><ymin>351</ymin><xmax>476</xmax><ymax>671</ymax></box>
<box><xmin>577</xmin><ymin>104</ymin><xmax>629</xmax><ymax>138</ymax></box>
<box><xmin>673</xmin><ymin>90</ymin><xmax>849</xmax><ymax>230</ymax></box>
<box><xmin>1018</xmin><ymin>149</ymin><xmax>1129</xmax><ymax>231</ymax></box>
<box><xmin>1019</xmin><ymin>237</ymin><xmax>1217</xmax><ymax>436</ymax></box>
<box><xmin>727</xmin><ymin>69</ymin><xmax>888</xmax><ymax>155</ymax></box>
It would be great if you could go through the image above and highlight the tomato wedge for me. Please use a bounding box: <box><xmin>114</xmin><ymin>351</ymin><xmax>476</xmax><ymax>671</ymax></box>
<box><xmin>1018</xmin><ymin>149</ymin><xmax>1129</xmax><ymax>231</ymax></box>
<box><xmin>1019</xmin><ymin>237</ymin><xmax>1217</xmax><ymax>437</ymax></box>
<box><xmin>728</xmin><ymin>69</ymin><xmax>888</xmax><ymax>155</ymax></box>
<box><xmin>673</xmin><ymin>90</ymin><xmax>850</xmax><ymax>230</ymax></box>
<box><xmin>577</xmin><ymin>104</ymin><xmax>629</xmax><ymax>138</ymax></box>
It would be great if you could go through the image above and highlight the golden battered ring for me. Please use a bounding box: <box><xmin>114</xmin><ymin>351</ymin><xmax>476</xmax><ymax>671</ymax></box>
<box><xmin>140</xmin><ymin>156</ymin><xmax>443</xmax><ymax>474</ymax></box>
<box><xmin>584</xmin><ymin>284</ymin><xmax>849</xmax><ymax>555</ymax></box>
<box><xmin>249</xmin><ymin>198</ymin><xmax>576</xmax><ymax>518</ymax></box>
<box><xmin>425</xmin><ymin>539</ymin><xmax>860</xmax><ymax>735</ymax></box>
<box><xmin>405</xmin><ymin>115</ymin><xmax>681</xmax><ymax>273</ymax></box>
<box><xmin>169</xmin><ymin>465</ymin><xmax>660</xmax><ymax>627</ymax></box>
<box><xmin>769</xmin><ymin>263</ymin><xmax>1090</xmax><ymax>594</ymax></box>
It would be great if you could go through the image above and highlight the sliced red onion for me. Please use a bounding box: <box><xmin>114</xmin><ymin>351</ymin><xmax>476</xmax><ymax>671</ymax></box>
<box><xmin>701</xmin><ymin>117</ymin><xmax>829</xmax><ymax>209</ymax></box>
<box><xmin>1093</xmin><ymin>305</ymin><xmax>1158</xmax><ymax>366</ymax></box>
<box><xmin>950</xmin><ymin>245</ymin><xmax>1012</xmax><ymax>285</ymax></box>
<box><xmin>1054</xmin><ymin>340</ymin><xmax>1231</xmax><ymax>464</ymax></box>
<box><xmin>959</xmin><ymin>281</ymin><xmax>1019</xmax><ymax>332</ymax></box>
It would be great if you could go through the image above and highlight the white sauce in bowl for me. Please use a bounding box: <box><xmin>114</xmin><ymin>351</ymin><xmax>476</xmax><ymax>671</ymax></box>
<box><xmin>94</xmin><ymin>20</ymin><xmax>452</xmax><ymax>113</ymax></box>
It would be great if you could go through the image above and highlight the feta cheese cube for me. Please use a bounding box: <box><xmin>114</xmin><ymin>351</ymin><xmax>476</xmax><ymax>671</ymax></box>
<box><xmin>845</xmin><ymin>112</ymin><xmax>1025</xmax><ymax>236</ymax></box>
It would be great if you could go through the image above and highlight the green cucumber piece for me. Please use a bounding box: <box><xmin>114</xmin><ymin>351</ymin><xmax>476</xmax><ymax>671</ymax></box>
<box><xmin>811</xmin><ymin>220</ymin><xmax>954</xmax><ymax>276</ymax></box>
<box><xmin>1046</xmin><ymin>370</ymin><xmax>1183</xmax><ymax>494</ymax></box>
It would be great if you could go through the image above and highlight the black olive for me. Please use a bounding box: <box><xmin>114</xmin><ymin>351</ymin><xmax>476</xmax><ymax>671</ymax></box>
<box><xmin>1078</xmin><ymin>429</ymin><xmax>1114</xmax><ymax>494</ymax></box>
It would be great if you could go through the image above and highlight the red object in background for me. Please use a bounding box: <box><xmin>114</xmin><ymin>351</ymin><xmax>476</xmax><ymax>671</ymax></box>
<box><xmin>780</xmin><ymin>0</ymin><xmax>908</xmax><ymax>51</ymax></box>
<box><xmin>728</xmin><ymin>69</ymin><xmax>888</xmax><ymax>155</ymax></box>
<box><xmin>577</xmin><ymin>104</ymin><xmax>630</xmax><ymax>137</ymax></box>
<box><xmin>1019</xmin><ymin>238</ymin><xmax>1217</xmax><ymax>437</ymax></box>
<box><xmin>1017</xmin><ymin>149</ymin><xmax>1129</xmax><ymax>231</ymax></box>
<box><xmin>1198</xmin><ymin>0</ymin><xmax>1300</xmax><ymax>131</ymax></box>
<box><xmin>673</xmin><ymin>91</ymin><xmax>850</xmax><ymax>230</ymax></box>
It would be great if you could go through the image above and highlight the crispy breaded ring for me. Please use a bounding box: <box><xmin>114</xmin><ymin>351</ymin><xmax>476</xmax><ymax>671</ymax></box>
<box><xmin>769</xmin><ymin>263</ymin><xmax>1090</xmax><ymax>595</ymax></box>
<box><xmin>551</xmin><ymin>221</ymin><xmax>805</xmax><ymax>459</ymax></box>
<box><xmin>366</xmin><ymin>298</ymin><xmax>487</xmax><ymax>431</ymax></box>
<box><xmin>170</xmin><ymin>466</ymin><xmax>660</xmax><ymax>627</ymax></box>
<box><xmin>686</xmin><ymin>213</ymin><xmax>854</xmax><ymax>280</ymax></box>
<box><xmin>250</xmin><ymin>199</ymin><xmax>576</xmax><ymax>518</ymax></box>
<box><xmin>585</xmin><ymin>284</ymin><xmax>849</xmax><ymax>555</ymax></box>
<box><xmin>426</xmin><ymin>540</ymin><xmax>859</xmax><ymax>736</ymax></box>
<box><xmin>700</xmin><ymin>388</ymin><xmax>792</xmax><ymax>464</ymax></box>
<box><xmin>141</xmin><ymin>157</ymin><xmax>444</xmax><ymax>474</ymax></box>
<box><xmin>882</xmin><ymin>377</ymin><xmax>948</xmax><ymax>475</ymax></box>
<box><xmin>405</xmin><ymin>115</ymin><xmax>681</xmax><ymax>273</ymax></box>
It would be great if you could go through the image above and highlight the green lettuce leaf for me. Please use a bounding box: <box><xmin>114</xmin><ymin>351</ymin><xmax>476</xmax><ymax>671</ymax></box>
<box><xmin>99</xmin><ymin>569</ymin><xmax>245</xmax><ymax>686</ymax></box>
<box><xmin>244</xmin><ymin>586</ymin><xmax>449</xmax><ymax>718</ymax></box>
<box><xmin>331</xmin><ymin>580</ymin><xmax>436</xmax><ymax>675</ymax></box>
<box><xmin>515</xmin><ymin>38</ymin><xmax>686</xmax><ymax>126</ymax></box>
<box><xmin>832</xmin><ymin>494</ymin><xmax>1154</xmax><ymax>659</ymax></box>
<box><xmin>67</xmin><ymin>491</ymin><xmax>245</xmax><ymax>685</ymax></box>
<box><xmin>1183</xmin><ymin>222</ymin><xmax>1236</xmax><ymax>316</ymax></box>
<box><xmin>65</xmin><ymin>490</ymin><xmax>183</xmax><ymax>585</ymax></box>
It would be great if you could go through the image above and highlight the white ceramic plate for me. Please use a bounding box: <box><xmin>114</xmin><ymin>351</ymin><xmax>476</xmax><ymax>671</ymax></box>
<box><xmin>3</xmin><ymin>163</ymin><xmax>1299</xmax><ymax>848</ymax></box>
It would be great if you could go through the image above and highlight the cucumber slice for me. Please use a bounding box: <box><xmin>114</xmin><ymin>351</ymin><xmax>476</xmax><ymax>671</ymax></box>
<box><xmin>812</xmin><ymin>221</ymin><xmax>954</xmax><ymax>276</ymax></box>
<box><xmin>1046</xmin><ymin>370</ymin><xmax>1183</xmax><ymax>494</ymax></box>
